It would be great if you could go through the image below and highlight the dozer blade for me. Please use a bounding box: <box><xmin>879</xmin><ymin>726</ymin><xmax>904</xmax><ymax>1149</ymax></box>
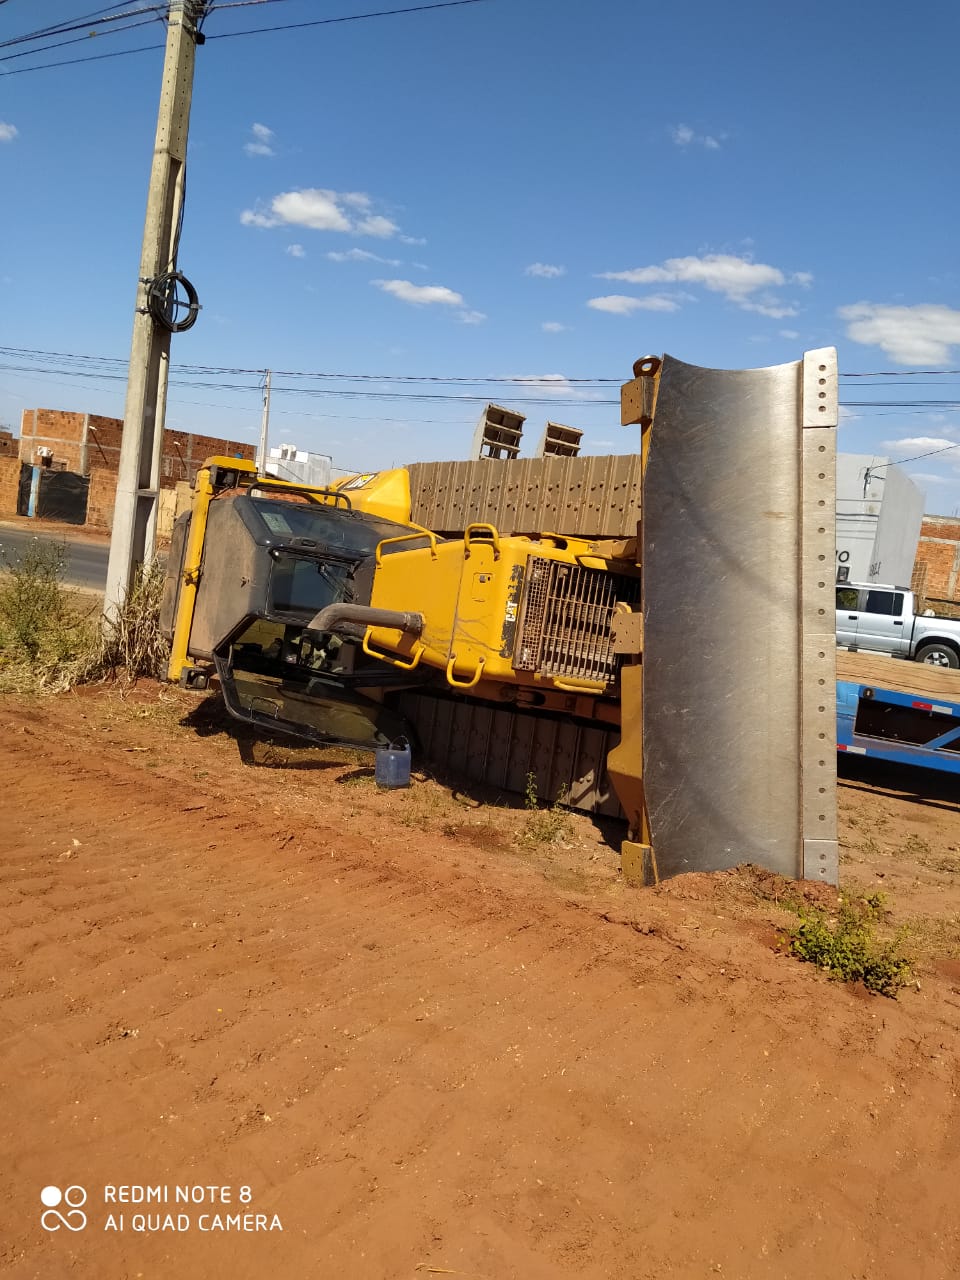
<box><xmin>639</xmin><ymin>350</ymin><xmax>838</xmax><ymax>884</ymax></box>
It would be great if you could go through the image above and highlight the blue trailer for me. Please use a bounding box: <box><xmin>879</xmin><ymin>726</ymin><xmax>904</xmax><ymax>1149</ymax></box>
<box><xmin>837</xmin><ymin>656</ymin><xmax>960</xmax><ymax>775</ymax></box>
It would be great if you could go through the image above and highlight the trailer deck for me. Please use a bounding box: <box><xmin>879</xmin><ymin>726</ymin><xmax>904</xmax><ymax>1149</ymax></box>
<box><xmin>837</xmin><ymin>650</ymin><xmax>960</xmax><ymax>774</ymax></box>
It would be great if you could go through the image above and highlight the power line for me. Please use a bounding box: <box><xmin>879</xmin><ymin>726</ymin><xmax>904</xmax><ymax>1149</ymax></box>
<box><xmin>0</xmin><ymin>18</ymin><xmax>162</xmax><ymax>65</ymax></box>
<box><xmin>206</xmin><ymin>0</ymin><xmax>489</xmax><ymax>40</ymax></box>
<box><xmin>0</xmin><ymin>0</ymin><xmax>489</xmax><ymax>75</ymax></box>
<box><xmin>0</xmin><ymin>3</ymin><xmax>164</xmax><ymax>49</ymax></box>
<box><xmin>6</xmin><ymin>344</ymin><xmax>960</xmax><ymax>392</ymax></box>
<box><xmin>0</xmin><ymin>40</ymin><xmax>162</xmax><ymax>75</ymax></box>
<box><xmin>867</xmin><ymin>442</ymin><xmax>960</xmax><ymax>468</ymax></box>
<box><xmin>842</xmin><ymin>369</ymin><xmax>960</xmax><ymax>378</ymax></box>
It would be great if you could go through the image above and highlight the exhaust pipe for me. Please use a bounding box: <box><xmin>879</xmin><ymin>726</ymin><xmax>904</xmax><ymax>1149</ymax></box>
<box><xmin>306</xmin><ymin>603</ymin><xmax>425</xmax><ymax>637</ymax></box>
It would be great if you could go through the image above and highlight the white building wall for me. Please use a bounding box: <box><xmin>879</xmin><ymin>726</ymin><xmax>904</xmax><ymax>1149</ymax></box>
<box><xmin>873</xmin><ymin>462</ymin><xmax>925</xmax><ymax>586</ymax></box>
<box><xmin>265</xmin><ymin>445</ymin><xmax>332</xmax><ymax>489</ymax></box>
<box><xmin>835</xmin><ymin>453</ymin><xmax>925</xmax><ymax>585</ymax></box>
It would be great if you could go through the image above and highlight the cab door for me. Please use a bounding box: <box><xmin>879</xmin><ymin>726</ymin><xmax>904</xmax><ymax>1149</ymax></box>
<box><xmin>856</xmin><ymin>588</ymin><xmax>908</xmax><ymax>655</ymax></box>
<box><xmin>835</xmin><ymin>585</ymin><xmax>861</xmax><ymax>648</ymax></box>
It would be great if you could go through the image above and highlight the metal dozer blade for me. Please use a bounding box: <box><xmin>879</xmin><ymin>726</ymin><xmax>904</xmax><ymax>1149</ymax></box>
<box><xmin>612</xmin><ymin>350</ymin><xmax>839</xmax><ymax>886</ymax></box>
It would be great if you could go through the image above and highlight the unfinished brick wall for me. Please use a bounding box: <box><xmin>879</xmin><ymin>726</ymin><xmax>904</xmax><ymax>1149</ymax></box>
<box><xmin>158</xmin><ymin>432</ymin><xmax>254</xmax><ymax>485</ymax></box>
<box><xmin>914</xmin><ymin>515</ymin><xmax>960</xmax><ymax>617</ymax></box>
<box><xmin>85</xmin><ymin>467</ymin><xmax>117</xmax><ymax>530</ymax></box>
<box><xmin>0</xmin><ymin>456</ymin><xmax>21</xmax><ymax>516</ymax></box>
<box><xmin>19</xmin><ymin>408</ymin><xmax>254</xmax><ymax>487</ymax></box>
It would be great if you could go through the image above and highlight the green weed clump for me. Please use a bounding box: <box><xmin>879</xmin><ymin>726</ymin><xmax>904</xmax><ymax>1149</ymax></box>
<box><xmin>0</xmin><ymin>542</ymin><xmax>169</xmax><ymax>691</ymax></box>
<box><xmin>0</xmin><ymin>539</ymin><xmax>95</xmax><ymax>690</ymax></box>
<box><xmin>785</xmin><ymin>892</ymin><xmax>912</xmax><ymax>997</ymax></box>
<box><xmin>519</xmin><ymin>772</ymin><xmax>571</xmax><ymax>847</ymax></box>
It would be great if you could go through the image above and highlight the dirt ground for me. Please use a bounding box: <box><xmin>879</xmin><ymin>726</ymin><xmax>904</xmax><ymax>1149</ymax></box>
<box><xmin>2</xmin><ymin>682</ymin><xmax>959</xmax><ymax>1279</ymax></box>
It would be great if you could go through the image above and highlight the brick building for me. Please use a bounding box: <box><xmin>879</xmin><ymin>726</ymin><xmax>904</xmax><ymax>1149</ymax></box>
<box><xmin>913</xmin><ymin>515</ymin><xmax>960</xmax><ymax>618</ymax></box>
<box><xmin>18</xmin><ymin>408</ymin><xmax>254</xmax><ymax>487</ymax></box>
<box><xmin>0</xmin><ymin>428</ymin><xmax>17</xmax><ymax>457</ymax></box>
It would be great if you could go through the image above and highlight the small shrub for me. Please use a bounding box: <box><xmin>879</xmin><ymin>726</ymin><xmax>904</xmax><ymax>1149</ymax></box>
<box><xmin>519</xmin><ymin>772</ymin><xmax>571</xmax><ymax>847</ymax></box>
<box><xmin>83</xmin><ymin>560</ymin><xmax>170</xmax><ymax>681</ymax></box>
<box><xmin>0</xmin><ymin>539</ymin><xmax>95</xmax><ymax>690</ymax></box>
<box><xmin>784</xmin><ymin>893</ymin><xmax>911</xmax><ymax>997</ymax></box>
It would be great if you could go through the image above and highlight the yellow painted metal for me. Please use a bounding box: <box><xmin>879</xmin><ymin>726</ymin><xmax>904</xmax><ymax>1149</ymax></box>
<box><xmin>609</xmin><ymin>356</ymin><xmax>660</xmax><ymax>873</ymax></box>
<box><xmin>375</xmin><ymin>529</ymin><xmax>439</xmax><ymax>565</ymax></box>
<box><xmin>366</xmin><ymin>528</ymin><xmax>615</xmax><ymax>693</ymax></box>
<box><xmin>463</xmin><ymin>523</ymin><xmax>502</xmax><ymax>559</ymax></box>
<box><xmin>361</xmin><ymin>631</ymin><xmax>426</xmax><ymax>671</ymax></box>
<box><xmin>621</xmin><ymin>841</ymin><xmax>659</xmax><ymax>887</ymax></box>
<box><xmin>445</xmin><ymin>654</ymin><xmax>486</xmax><ymax>689</ymax></box>
<box><xmin>167</xmin><ymin>461</ymin><xmax>217</xmax><ymax>682</ymax></box>
<box><xmin>552</xmin><ymin>676</ymin><xmax>608</xmax><ymax>694</ymax></box>
<box><xmin>606</xmin><ymin>660</ymin><xmax>650</xmax><ymax>849</ymax></box>
<box><xmin>367</xmin><ymin>534</ymin><xmax>526</xmax><ymax>681</ymax></box>
<box><xmin>330</xmin><ymin>467</ymin><xmax>413</xmax><ymax>524</ymax></box>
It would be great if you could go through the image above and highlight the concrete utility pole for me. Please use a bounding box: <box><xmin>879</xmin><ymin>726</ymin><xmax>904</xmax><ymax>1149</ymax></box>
<box><xmin>256</xmin><ymin>369</ymin><xmax>272</xmax><ymax>473</ymax></box>
<box><xmin>104</xmin><ymin>0</ymin><xmax>209</xmax><ymax>620</ymax></box>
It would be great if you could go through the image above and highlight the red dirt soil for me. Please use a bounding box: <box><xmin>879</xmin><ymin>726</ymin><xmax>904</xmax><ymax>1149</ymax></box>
<box><xmin>1</xmin><ymin>684</ymin><xmax>959</xmax><ymax>1279</ymax></box>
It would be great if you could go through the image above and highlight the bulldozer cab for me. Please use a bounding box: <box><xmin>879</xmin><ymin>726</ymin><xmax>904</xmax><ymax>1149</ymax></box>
<box><xmin>162</xmin><ymin>467</ymin><xmax>430</xmax><ymax>751</ymax></box>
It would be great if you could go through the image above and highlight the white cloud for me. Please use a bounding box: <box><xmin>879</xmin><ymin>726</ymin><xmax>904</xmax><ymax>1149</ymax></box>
<box><xmin>599</xmin><ymin>254</ymin><xmax>785</xmax><ymax>297</ymax></box>
<box><xmin>508</xmin><ymin>374</ymin><xmax>600</xmax><ymax>401</ymax></box>
<box><xmin>738</xmin><ymin>298</ymin><xmax>798</xmax><ymax>319</ymax></box>
<box><xmin>373</xmin><ymin>279</ymin><xmax>464</xmax><ymax>307</ymax></box>
<box><xmin>328</xmin><ymin>248</ymin><xmax>401</xmax><ymax>265</ymax></box>
<box><xmin>285</xmin><ymin>243</ymin><xmax>305</xmax><ymax>258</ymax></box>
<box><xmin>587</xmin><ymin>294</ymin><xmax>680</xmax><ymax>315</ymax></box>
<box><xmin>595</xmin><ymin>253</ymin><xmax>810</xmax><ymax>318</ymax></box>
<box><xmin>244</xmin><ymin>122</ymin><xmax>274</xmax><ymax>157</ymax></box>
<box><xmin>670</xmin><ymin>123</ymin><xmax>723</xmax><ymax>150</ymax></box>
<box><xmin>0</xmin><ymin>122</ymin><xmax>17</xmax><ymax>143</ymax></box>
<box><xmin>542</xmin><ymin>322</ymin><xmax>569</xmax><ymax>333</ymax></box>
<box><xmin>880</xmin><ymin>436</ymin><xmax>958</xmax><ymax>452</ymax></box>
<box><xmin>240</xmin><ymin>187</ymin><xmax>399</xmax><ymax>238</ymax></box>
<box><xmin>779</xmin><ymin>329</ymin><xmax>800</xmax><ymax>339</ymax></box>
<box><xmin>399</xmin><ymin>234</ymin><xmax>427</xmax><ymax>246</ymax></box>
<box><xmin>458</xmin><ymin>310</ymin><xmax>487</xmax><ymax>325</ymax></box>
<box><xmin>839</xmin><ymin>302</ymin><xmax>960</xmax><ymax>365</ymax></box>
<box><xmin>356</xmin><ymin>214</ymin><xmax>398</xmax><ymax>237</ymax></box>
<box><xmin>525</xmin><ymin>263</ymin><xmax>566</xmax><ymax>278</ymax></box>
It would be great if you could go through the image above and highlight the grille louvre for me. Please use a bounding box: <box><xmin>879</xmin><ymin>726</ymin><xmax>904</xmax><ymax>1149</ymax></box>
<box><xmin>514</xmin><ymin>556</ymin><xmax>639</xmax><ymax>684</ymax></box>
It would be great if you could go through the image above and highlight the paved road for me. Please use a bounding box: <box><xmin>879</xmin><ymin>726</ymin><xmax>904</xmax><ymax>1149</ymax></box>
<box><xmin>0</xmin><ymin>522</ymin><xmax>109</xmax><ymax>591</ymax></box>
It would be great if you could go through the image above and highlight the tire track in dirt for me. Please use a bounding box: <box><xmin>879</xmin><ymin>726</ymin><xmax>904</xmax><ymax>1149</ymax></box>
<box><xmin>1</xmin><ymin>698</ymin><xmax>960</xmax><ymax>1278</ymax></box>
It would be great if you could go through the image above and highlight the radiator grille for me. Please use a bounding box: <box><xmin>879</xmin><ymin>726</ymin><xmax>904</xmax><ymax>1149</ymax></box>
<box><xmin>514</xmin><ymin>556</ymin><xmax>640</xmax><ymax>684</ymax></box>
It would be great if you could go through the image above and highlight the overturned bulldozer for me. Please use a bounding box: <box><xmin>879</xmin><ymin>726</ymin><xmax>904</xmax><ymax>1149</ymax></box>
<box><xmin>161</xmin><ymin>350</ymin><xmax>839</xmax><ymax>885</ymax></box>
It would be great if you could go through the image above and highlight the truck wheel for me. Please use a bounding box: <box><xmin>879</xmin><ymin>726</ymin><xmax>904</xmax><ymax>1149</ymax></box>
<box><xmin>915</xmin><ymin>643</ymin><xmax>960</xmax><ymax>669</ymax></box>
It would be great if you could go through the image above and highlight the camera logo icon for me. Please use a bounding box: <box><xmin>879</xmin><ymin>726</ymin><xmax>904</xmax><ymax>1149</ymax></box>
<box><xmin>40</xmin><ymin>1185</ymin><xmax>87</xmax><ymax>1232</ymax></box>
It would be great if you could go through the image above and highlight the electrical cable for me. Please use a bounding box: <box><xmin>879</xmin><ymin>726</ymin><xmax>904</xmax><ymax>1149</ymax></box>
<box><xmin>5</xmin><ymin>344</ymin><xmax>960</xmax><ymax>393</ymax></box>
<box><xmin>2</xmin><ymin>0</ymin><xmax>488</xmax><ymax>74</ymax></box>
<box><xmin>856</xmin><ymin>442</ymin><xmax>960</xmax><ymax>469</ymax></box>
<box><xmin>205</xmin><ymin>0</ymin><xmax>489</xmax><ymax>39</ymax></box>
<box><xmin>0</xmin><ymin>3</ymin><xmax>164</xmax><ymax>49</ymax></box>
<box><xmin>0</xmin><ymin>18</ymin><xmax>162</xmax><ymax>65</ymax></box>
<box><xmin>0</xmin><ymin>40</ymin><xmax>162</xmax><ymax>75</ymax></box>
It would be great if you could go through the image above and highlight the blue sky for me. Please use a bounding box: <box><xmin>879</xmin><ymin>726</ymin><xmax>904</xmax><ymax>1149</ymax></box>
<box><xmin>2</xmin><ymin>0</ymin><xmax>959</xmax><ymax>511</ymax></box>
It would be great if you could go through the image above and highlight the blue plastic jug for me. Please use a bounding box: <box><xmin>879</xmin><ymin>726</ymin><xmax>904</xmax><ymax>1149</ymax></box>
<box><xmin>375</xmin><ymin>739</ymin><xmax>411</xmax><ymax>789</ymax></box>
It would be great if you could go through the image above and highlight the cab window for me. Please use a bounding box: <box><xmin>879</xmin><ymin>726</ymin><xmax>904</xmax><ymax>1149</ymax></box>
<box><xmin>863</xmin><ymin>590</ymin><xmax>904</xmax><ymax>616</ymax></box>
<box><xmin>836</xmin><ymin>587</ymin><xmax>860</xmax><ymax>610</ymax></box>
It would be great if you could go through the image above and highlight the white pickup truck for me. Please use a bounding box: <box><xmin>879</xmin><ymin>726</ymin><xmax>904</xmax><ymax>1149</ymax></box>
<box><xmin>836</xmin><ymin>582</ymin><xmax>960</xmax><ymax>668</ymax></box>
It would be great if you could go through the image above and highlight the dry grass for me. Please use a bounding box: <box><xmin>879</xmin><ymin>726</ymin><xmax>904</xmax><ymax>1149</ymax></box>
<box><xmin>82</xmin><ymin>560</ymin><xmax>169</xmax><ymax>681</ymax></box>
<box><xmin>0</xmin><ymin>539</ymin><xmax>97</xmax><ymax>692</ymax></box>
<box><xmin>0</xmin><ymin>543</ymin><xmax>168</xmax><ymax>692</ymax></box>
